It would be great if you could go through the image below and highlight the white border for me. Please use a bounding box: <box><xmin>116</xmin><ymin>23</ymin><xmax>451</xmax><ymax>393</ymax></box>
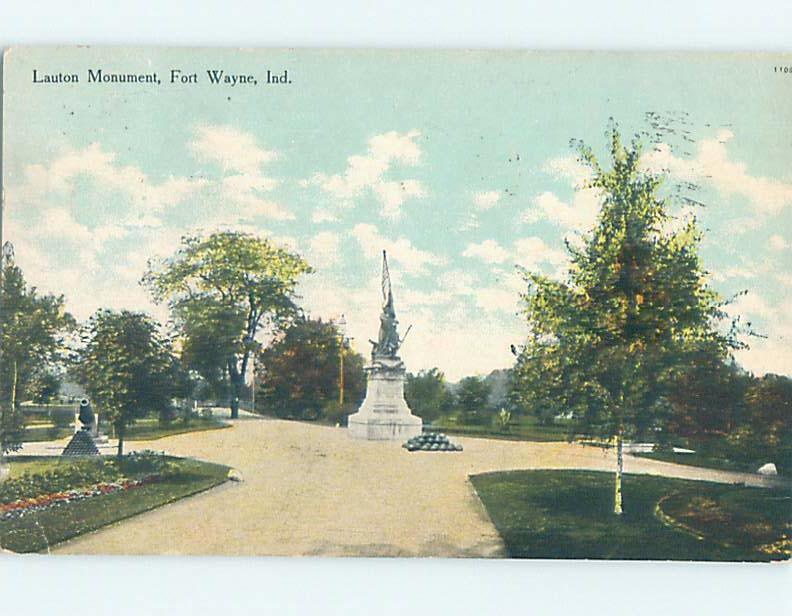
<box><xmin>1</xmin><ymin>2</ymin><xmax>790</xmax><ymax>614</ymax></box>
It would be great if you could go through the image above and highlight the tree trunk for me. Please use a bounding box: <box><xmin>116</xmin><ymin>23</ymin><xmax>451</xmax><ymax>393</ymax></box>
<box><xmin>230</xmin><ymin>393</ymin><xmax>240</xmax><ymax>419</ymax></box>
<box><xmin>116</xmin><ymin>425</ymin><xmax>124</xmax><ymax>458</ymax></box>
<box><xmin>228</xmin><ymin>359</ymin><xmax>241</xmax><ymax>420</ymax></box>
<box><xmin>10</xmin><ymin>359</ymin><xmax>17</xmax><ymax>410</ymax></box>
<box><xmin>614</xmin><ymin>428</ymin><xmax>624</xmax><ymax>515</ymax></box>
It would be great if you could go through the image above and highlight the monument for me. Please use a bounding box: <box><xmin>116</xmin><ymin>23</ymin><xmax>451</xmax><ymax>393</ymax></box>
<box><xmin>348</xmin><ymin>251</ymin><xmax>423</xmax><ymax>440</ymax></box>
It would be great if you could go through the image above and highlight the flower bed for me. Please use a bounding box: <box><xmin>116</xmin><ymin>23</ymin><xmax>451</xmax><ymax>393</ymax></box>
<box><xmin>0</xmin><ymin>455</ymin><xmax>230</xmax><ymax>553</ymax></box>
<box><xmin>0</xmin><ymin>451</ymin><xmax>173</xmax><ymax>505</ymax></box>
<box><xmin>1</xmin><ymin>475</ymin><xmax>161</xmax><ymax>522</ymax></box>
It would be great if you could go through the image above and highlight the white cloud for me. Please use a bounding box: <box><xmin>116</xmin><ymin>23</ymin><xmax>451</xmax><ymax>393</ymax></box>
<box><xmin>457</xmin><ymin>212</ymin><xmax>481</xmax><ymax>232</ymax></box>
<box><xmin>711</xmin><ymin>265</ymin><xmax>758</xmax><ymax>282</ymax></box>
<box><xmin>475</xmin><ymin>286</ymin><xmax>519</xmax><ymax>314</ymax></box>
<box><xmin>190</xmin><ymin>125</ymin><xmax>292</xmax><ymax>221</ymax></box>
<box><xmin>474</xmin><ymin>190</ymin><xmax>501</xmax><ymax>211</ymax></box>
<box><xmin>298</xmin><ymin>273</ymin><xmax>523</xmax><ymax>381</ymax></box>
<box><xmin>372</xmin><ymin>178</ymin><xmax>425</xmax><ymax>219</ymax></box>
<box><xmin>437</xmin><ymin>270</ymin><xmax>476</xmax><ymax>296</ymax></box>
<box><xmin>190</xmin><ymin>125</ymin><xmax>277</xmax><ymax>175</ymax></box>
<box><xmin>732</xmin><ymin>291</ymin><xmax>792</xmax><ymax>376</ymax></box>
<box><xmin>514</xmin><ymin>236</ymin><xmax>568</xmax><ymax>269</ymax></box>
<box><xmin>769</xmin><ymin>234</ymin><xmax>788</xmax><ymax>251</ymax></box>
<box><xmin>524</xmin><ymin>189</ymin><xmax>601</xmax><ymax>231</ymax></box>
<box><xmin>9</xmin><ymin>142</ymin><xmax>206</xmax><ymax>225</ymax></box>
<box><xmin>519</xmin><ymin>155</ymin><xmax>601</xmax><ymax>231</ymax></box>
<box><xmin>307</xmin><ymin>231</ymin><xmax>341</xmax><ymax>268</ymax></box>
<box><xmin>309</xmin><ymin>130</ymin><xmax>426</xmax><ymax>219</ymax></box>
<box><xmin>311</xmin><ymin>208</ymin><xmax>339</xmax><ymax>224</ymax></box>
<box><xmin>641</xmin><ymin>130</ymin><xmax>792</xmax><ymax>216</ymax></box>
<box><xmin>462</xmin><ymin>240</ymin><xmax>510</xmax><ymax>264</ymax></box>
<box><xmin>543</xmin><ymin>155</ymin><xmax>591</xmax><ymax>185</ymax></box>
<box><xmin>773</xmin><ymin>272</ymin><xmax>792</xmax><ymax>288</ymax></box>
<box><xmin>351</xmin><ymin>223</ymin><xmax>445</xmax><ymax>276</ymax></box>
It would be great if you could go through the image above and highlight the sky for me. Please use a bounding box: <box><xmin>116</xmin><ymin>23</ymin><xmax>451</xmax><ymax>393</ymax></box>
<box><xmin>2</xmin><ymin>48</ymin><xmax>791</xmax><ymax>380</ymax></box>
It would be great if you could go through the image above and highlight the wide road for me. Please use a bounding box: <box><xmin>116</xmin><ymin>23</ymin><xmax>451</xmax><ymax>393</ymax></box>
<box><xmin>53</xmin><ymin>418</ymin><xmax>785</xmax><ymax>557</ymax></box>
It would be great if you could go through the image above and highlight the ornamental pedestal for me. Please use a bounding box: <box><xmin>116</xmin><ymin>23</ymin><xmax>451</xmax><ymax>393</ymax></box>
<box><xmin>348</xmin><ymin>357</ymin><xmax>422</xmax><ymax>440</ymax></box>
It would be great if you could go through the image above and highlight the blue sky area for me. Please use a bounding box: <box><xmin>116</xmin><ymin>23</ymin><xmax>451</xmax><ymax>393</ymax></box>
<box><xmin>3</xmin><ymin>48</ymin><xmax>791</xmax><ymax>379</ymax></box>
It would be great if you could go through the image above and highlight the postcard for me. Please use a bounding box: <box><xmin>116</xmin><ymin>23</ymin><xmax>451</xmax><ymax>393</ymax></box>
<box><xmin>0</xmin><ymin>47</ymin><xmax>789</xmax><ymax>560</ymax></box>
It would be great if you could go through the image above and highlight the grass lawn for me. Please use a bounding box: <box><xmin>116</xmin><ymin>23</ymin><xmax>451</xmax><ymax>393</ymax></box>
<box><xmin>4</xmin><ymin>455</ymin><xmax>63</xmax><ymax>479</ymax></box>
<box><xmin>20</xmin><ymin>425</ymin><xmax>73</xmax><ymax>443</ymax></box>
<box><xmin>114</xmin><ymin>417</ymin><xmax>229</xmax><ymax>441</ymax></box>
<box><xmin>633</xmin><ymin>451</ymin><xmax>753</xmax><ymax>474</ymax></box>
<box><xmin>0</xmin><ymin>455</ymin><xmax>229</xmax><ymax>553</ymax></box>
<box><xmin>18</xmin><ymin>417</ymin><xmax>228</xmax><ymax>444</ymax></box>
<box><xmin>432</xmin><ymin>415</ymin><xmax>569</xmax><ymax>442</ymax></box>
<box><xmin>633</xmin><ymin>450</ymin><xmax>789</xmax><ymax>478</ymax></box>
<box><xmin>470</xmin><ymin>469</ymin><xmax>791</xmax><ymax>561</ymax></box>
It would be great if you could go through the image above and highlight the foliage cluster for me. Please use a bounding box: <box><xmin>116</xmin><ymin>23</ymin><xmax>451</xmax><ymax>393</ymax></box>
<box><xmin>256</xmin><ymin>317</ymin><xmax>365</xmax><ymax>421</ymax></box>
<box><xmin>0</xmin><ymin>452</ymin><xmax>174</xmax><ymax>504</ymax></box>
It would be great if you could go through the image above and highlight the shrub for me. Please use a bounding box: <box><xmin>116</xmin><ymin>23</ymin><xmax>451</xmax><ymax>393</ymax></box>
<box><xmin>0</xmin><ymin>453</ymin><xmax>174</xmax><ymax>505</ymax></box>
<box><xmin>50</xmin><ymin>409</ymin><xmax>73</xmax><ymax>428</ymax></box>
<box><xmin>119</xmin><ymin>450</ymin><xmax>174</xmax><ymax>476</ymax></box>
<box><xmin>323</xmin><ymin>401</ymin><xmax>358</xmax><ymax>426</ymax></box>
<box><xmin>495</xmin><ymin>408</ymin><xmax>512</xmax><ymax>432</ymax></box>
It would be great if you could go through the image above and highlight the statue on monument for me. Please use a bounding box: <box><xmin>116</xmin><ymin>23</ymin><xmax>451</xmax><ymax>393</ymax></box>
<box><xmin>370</xmin><ymin>250</ymin><xmax>410</xmax><ymax>361</ymax></box>
<box><xmin>349</xmin><ymin>249</ymin><xmax>422</xmax><ymax>440</ymax></box>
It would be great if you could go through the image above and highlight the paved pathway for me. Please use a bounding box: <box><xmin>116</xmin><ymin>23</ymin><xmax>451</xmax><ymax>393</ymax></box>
<box><xmin>51</xmin><ymin>418</ymin><xmax>787</xmax><ymax>557</ymax></box>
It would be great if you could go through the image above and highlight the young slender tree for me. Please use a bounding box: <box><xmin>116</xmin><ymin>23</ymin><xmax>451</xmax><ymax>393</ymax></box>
<box><xmin>513</xmin><ymin>126</ymin><xmax>741</xmax><ymax>515</ymax></box>
<box><xmin>142</xmin><ymin>232</ymin><xmax>312</xmax><ymax>418</ymax></box>
<box><xmin>75</xmin><ymin>310</ymin><xmax>177</xmax><ymax>456</ymax></box>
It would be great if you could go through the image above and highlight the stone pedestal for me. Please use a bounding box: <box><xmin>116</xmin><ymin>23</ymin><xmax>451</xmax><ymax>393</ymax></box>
<box><xmin>348</xmin><ymin>357</ymin><xmax>422</xmax><ymax>440</ymax></box>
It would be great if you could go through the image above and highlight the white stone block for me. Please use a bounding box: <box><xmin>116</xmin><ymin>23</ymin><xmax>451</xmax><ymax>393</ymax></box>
<box><xmin>756</xmin><ymin>462</ymin><xmax>778</xmax><ymax>476</ymax></box>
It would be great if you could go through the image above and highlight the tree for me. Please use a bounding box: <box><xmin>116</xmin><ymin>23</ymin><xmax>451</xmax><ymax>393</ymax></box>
<box><xmin>0</xmin><ymin>245</ymin><xmax>75</xmax><ymax>454</ymax></box>
<box><xmin>29</xmin><ymin>370</ymin><xmax>64</xmax><ymax>404</ymax></box>
<box><xmin>512</xmin><ymin>127</ymin><xmax>740</xmax><ymax>515</ymax></box>
<box><xmin>731</xmin><ymin>374</ymin><xmax>792</xmax><ymax>473</ymax></box>
<box><xmin>664</xmin><ymin>359</ymin><xmax>750</xmax><ymax>440</ymax></box>
<box><xmin>75</xmin><ymin>310</ymin><xmax>178</xmax><ymax>456</ymax></box>
<box><xmin>405</xmin><ymin>368</ymin><xmax>455</xmax><ymax>422</ymax></box>
<box><xmin>456</xmin><ymin>376</ymin><xmax>492</xmax><ymax>425</ymax></box>
<box><xmin>256</xmin><ymin>317</ymin><xmax>365</xmax><ymax>420</ymax></box>
<box><xmin>143</xmin><ymin>232</ymin><xmax>313</xmax><ymax>418</ymax></box>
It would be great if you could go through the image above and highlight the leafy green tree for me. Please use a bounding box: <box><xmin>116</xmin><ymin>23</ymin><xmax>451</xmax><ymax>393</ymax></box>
<box><xmin>29</xmin><ymin>370</ymin><xmax>64</xmax><ymax>404</ymax></box>
<box><xmin>0</xmin><ymin>245</ymin><xmax>75</xmax><ymax>454</ymax></box>
<box><xmin>75</xmin><ymin>310</ymin><xmax>178</xmax><ymax>456</ymax></box>
<box><xmin>405</xmin><ymin>368</ymin><xmax>455</xmax><ymax>422</ymax></box>
<box><xmin>729</xmin><ymin>374</ymin><xmax>792</xmax><ymax>473</ymax></box>
<box><xmin>665</xmin><ymin>359</ymin><xmax>750</xmax><ymax>440</ymax></box>
<box><xmin>143</xmin><ymin>232</ymin><xmax>313</xmax><ymax>418</ymax></box>
<box><xmin>513</xmin><ymin>127</ymin><xmax>740</xmax><ymax>515</ymax></box>
<box><xmin>256</xmin><ymin>317</ymin><xmax>365</xmax><ymax>420</ymax></box>
<box><xmin>456</xmin><ymin>376</ymin><xmax>492</xmax><ymax>425</ymax></box>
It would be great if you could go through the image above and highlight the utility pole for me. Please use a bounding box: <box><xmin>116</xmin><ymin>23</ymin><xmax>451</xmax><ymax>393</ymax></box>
<box><xmin>337</xmin><ymin>314</ymin><xmax>346</xmax><ymax>406</ymax></box>
<box><xmin>339</xmin><ymin>341</ymin><xmax>344</xmax><ymax>406</ymax></box>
